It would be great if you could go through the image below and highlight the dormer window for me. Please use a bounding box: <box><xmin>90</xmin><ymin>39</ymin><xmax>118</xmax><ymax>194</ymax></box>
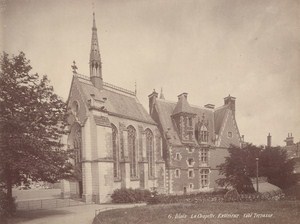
<box><xmin>200</xmin><ymin>125</ymin><xmax>208</xmax><ymax>143</ymax></box>
<box><xmin>189</xmin><ymin>117</ymin><xmax>193</xmax><ymax>126</ymax></box>
<box><xmin>195</xmin><ymin>115</ymin><xmax>209</xmax><ymax>144</ymax></box>
<box><xmin>228</xmin><ymin>131</ymin><xmax>232</xmax><ymax>138</ymax></box>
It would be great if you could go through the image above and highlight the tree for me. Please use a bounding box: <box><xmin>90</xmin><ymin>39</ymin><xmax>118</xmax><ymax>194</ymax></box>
<box><xmin>217</xmin><ymin>144</ymin><xmax>259</xmax><ymax>193</ymax></box>
<box><xmin>217</xmin><ymin>143</ymin><xmax>296</xmax><ymax>193</ymax></box>
<box><xmin>0</xmin><ymin>52</ymin><xmax>73</xmax><ymax>213</ymax></box>
<box><xmin>260</xmin><ymin>147</ymin><xmax>296</xmax><ymax>189</ymax></box>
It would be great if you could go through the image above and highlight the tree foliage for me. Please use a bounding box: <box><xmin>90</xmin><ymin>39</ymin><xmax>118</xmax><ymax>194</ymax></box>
<box><xmin>217</xmin><ymin>144</ymin><xmax>296</xmax><ymax>193</ymax></box>
<box><xmin>260</xmin><ymin>147</ymin><xmax>296</xmax><ymax>189</ymax></box>
<box><xmin>0</xmin><ymin>52</ymin><xmax>73</xmax><ymax>202</ymax></box>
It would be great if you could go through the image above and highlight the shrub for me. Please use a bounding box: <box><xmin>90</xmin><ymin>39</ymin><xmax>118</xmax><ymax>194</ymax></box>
<box><xmin>147</xmin><ymin>189</ymin><xmax>286</xmax><ymax>205</ymax></box>
<box><xmin>111</xmin><ymin>188</ymin><xmax>152</xmax><ymax>203</ymax></box>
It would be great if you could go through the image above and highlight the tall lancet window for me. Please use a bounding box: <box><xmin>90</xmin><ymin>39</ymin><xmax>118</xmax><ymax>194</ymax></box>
<box><xmin>112</xmin><ymin>124</ymin><xmax>120</xmax><ymax>179</ymax></box>
<box><xmin>128</xmin><ymin>126</ymin><xmax>138</xmax><ymax>178</ymax></box>
<box><xmin>73</xmin><ymin>127</ymin><xmax>82</xmax><ymax>165</ymax></box>
<box><xmin>145</xmin><ymin>129</ymin><xmax>154</xmax><ymax>178</ymax></box>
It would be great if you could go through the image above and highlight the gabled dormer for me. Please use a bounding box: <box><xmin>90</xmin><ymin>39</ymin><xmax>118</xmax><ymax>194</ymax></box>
<box><xmin>195</xmin><ymin>114</ymin><xmax>209</xmax><ymax>145</ymax></box>
<box><xmin>171</xmin><ymin>93</ymin><xmax>196</xmax><ymax>143</ymax></box>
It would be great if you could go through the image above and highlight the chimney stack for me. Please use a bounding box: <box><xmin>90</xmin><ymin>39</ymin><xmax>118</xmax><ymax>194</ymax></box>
<box><xmin>224</xmin><ymin>94</ymin><xmax>236</xmax><ymax>116</ymax></box>
<box><xmin>267</xmin><ymin>133</ymin><xmax>271</xmax><ymax>148</ymax></box>
<box><xmin>148</xmin><ymin>89</ymin><xmax>158</xmax><ymax>115</ymax></box>
<box><xmin>285</xmin><ymin>133</ymin><xmax>294</xmax><ymax>146</ymax></box>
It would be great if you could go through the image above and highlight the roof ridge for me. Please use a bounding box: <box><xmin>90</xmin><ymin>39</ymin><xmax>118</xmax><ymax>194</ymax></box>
<box><xmin>156</xmin><ymin>98</ymin><xmax>177</xmax><ymax>104</ymax></box>
<box><xmin>215</xmin><ymin>104</ymin><xmax>228</xmax><ymax>111</ymax></box>
<box><xmin>157</xmin><ymin>98</ymin><xmax>214</xmax><ymax>112</ymax></box>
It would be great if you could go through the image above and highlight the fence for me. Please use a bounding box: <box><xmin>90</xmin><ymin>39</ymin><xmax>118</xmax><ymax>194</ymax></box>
<box><xmin>17</xmin><ymin>198</ymin><xmax>94</xmax><ymax>210</ymax></box>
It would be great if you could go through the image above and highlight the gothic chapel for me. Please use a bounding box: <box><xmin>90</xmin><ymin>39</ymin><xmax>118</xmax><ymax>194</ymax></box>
<box><xmin>62</xmin><ymin>13</ymin><xmax>242</xmax><ymax>203</ymax></box>
<box><xmin>62</xmin><ymin>13</ymin><xmax>165</xmax><ymax>203</ymax></box>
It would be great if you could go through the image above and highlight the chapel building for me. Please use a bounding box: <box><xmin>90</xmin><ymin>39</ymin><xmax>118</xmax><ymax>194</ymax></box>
<box><xmin>62</xmin><ymin>13</ymin><xmax>165</xmax><ymax>203</ymax></box>
<box><xmin>62</xmin><ymin>13</ymin><xmax>243</xmax><ymax>203</ymax></box>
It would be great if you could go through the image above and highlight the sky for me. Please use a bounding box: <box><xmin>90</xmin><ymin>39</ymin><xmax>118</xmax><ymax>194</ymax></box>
<box><xmin>1</xmin><ymin>0</ymin><xmax>300</xmax><ymax>146</ymax></box>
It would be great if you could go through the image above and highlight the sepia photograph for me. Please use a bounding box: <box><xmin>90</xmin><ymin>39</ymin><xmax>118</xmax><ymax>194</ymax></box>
<box><xmin>1</xmin><ymin>0</ymin><xmax>299</xmax><ymax>223</ymax></box>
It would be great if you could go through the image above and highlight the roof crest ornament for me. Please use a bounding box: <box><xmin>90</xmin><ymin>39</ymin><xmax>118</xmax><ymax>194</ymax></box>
<box><xmin>71</xmin><ymin>60</ymin><xmax>78</xmax><ymax>74</ymax></box>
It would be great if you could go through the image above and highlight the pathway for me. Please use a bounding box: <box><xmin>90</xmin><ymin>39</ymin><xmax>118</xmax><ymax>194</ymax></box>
<box><xmin>9</xmin><ymin>203</ymin><xmax>145</xmax><ymax>224</ymax></box>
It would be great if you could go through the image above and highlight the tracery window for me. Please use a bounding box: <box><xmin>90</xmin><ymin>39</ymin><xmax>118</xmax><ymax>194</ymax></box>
<box><xmin>112</xmin><ymin>124</ymin><xmax>120</xmax><ymax>179</ymax></box>
<box><xmin>145</xmin><ymin>129</ymin><xmax>154</xmax><ymax>178</ymax></box>
<box><xmin>128</xmin><ymin>126</ymin><xmax>138</xmax><ymax>178</ymax></box>
<box><xmin>195</xmin><ymin>119</ymin><xmax>209</xmax><ymax>144</ymax></box>
<box><xmin>72</xmin><ymin>127</ymin><xmax>82</xmax><ymax>165</ymax></box>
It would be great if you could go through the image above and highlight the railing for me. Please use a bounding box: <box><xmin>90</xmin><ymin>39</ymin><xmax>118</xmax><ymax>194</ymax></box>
<box><xmin>75</xmin><ymin>73</ymin><xmax>90</xmax><ymax>81</ymax></box>
<box><xmin>103</xmin><ymin>82</ymin><xmax>136</xmax><ymax>96</ymax></box>
<box><xmin>74</xmin><ymin>73</ymin><xmax>136</xmax><ymax>96</ymax></box>
<box><xmin>17</xmin><ymin>198</ymin><xmax>94</xmax><ymax>210</ymax></box>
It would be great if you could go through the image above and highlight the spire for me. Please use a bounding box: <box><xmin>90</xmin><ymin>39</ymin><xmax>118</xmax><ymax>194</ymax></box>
<box><xmin>90</xmin><ymin>12</ymin><xmax>103</xmax><ymax>89</ymax></box>
<box><xmin>159</xmin><ymin>87</ymin><xmax>165</xmax><ymax>99</ymax></box>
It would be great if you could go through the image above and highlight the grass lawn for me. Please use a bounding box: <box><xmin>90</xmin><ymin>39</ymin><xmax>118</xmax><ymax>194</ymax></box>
<box><xmin>93</xmin><ymin>200</ymin><xmax>300</xmax><ymax>224</ymax></box>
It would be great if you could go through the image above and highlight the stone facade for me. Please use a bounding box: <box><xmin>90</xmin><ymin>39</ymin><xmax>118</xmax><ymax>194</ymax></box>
<box><xmin>148</xmin><ymin>91</ymin><xmax>242</xmax><ymax>194</ymax></box>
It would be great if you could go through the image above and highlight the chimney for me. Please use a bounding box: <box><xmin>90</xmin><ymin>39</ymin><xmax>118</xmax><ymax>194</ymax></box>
<box><xmin>177</xmin><ymin>92</ymin><xmax>188</xmax><ymax>100</ymax></box>
<box><xmin>204</xmin><ymin>104</ymin><xmax>215</xmax><ymax>109</ymax></box>
<box><xmin>148</xmin><ymin>89</ymin><xmax>158</xmax><ymax>115</ymax></box>
<box><xmin>224</xmin><ymin>94</ymin><xmax>236</xmax><ymax>116</ymax></box>
<box><xmin>267</xmin><ymin>133</ymin><xmax>271</xmax><ymax>148</ymax></box>
<box><xmin>285</xmin><ymin>133</ymin><xmax>294</xmax><ymax>146</ymax></box>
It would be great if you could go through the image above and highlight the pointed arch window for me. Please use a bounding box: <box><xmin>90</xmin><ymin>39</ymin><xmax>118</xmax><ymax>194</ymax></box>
<box><xmin>112</xmin><ymin>124</ymin><xmax>120</xmax><ymax>179</ymax></box>
<box><xmin>145</xmin><ymin>129</ymin><xmax>154</xmax><ymax>178</ymax></box>
<box><xmin>128</xmin><ymin>126</ymin><xmax>138</xmax><ymax>178</ymax></box>
<box><xmin>73</xmin><ymin>127</ymin><xmax>82</xmax><ymax>165</ymax></box>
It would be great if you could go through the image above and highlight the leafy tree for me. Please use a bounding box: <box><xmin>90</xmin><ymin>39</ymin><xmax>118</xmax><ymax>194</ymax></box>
<box><xmin>0</xmin><ymin>52</ymin><xmax>73</xmax><ymax>214</ymax></box>
<box><xmin>217</xmin><ymin>144</ymin><xmax>259</xmax><ymax>193</ymax></box>
<box><xmin>217</xmin><ymin>143</ymin><xmax>296</xmax><ymax>193</ymax></box>
<box><xmin>260</xmin><ymin>147</ymin><xmax>296</xmax><ymax>189</ymax></box>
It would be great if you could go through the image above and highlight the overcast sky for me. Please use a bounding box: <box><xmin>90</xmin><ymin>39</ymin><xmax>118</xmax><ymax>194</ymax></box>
<box><xmin>1</xmin><ymin>0</ymin><xmax>300</xmax><ymax>146</ymax></box>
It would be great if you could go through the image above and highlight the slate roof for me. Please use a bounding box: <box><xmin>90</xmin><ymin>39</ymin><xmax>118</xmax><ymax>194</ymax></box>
<box><xmin>172</xmin><ymin>93</ymin><xmax>194</xmax><ymax>115</ymax></box>
<box><xmin>155</xmin><ymin>99</ymin><xmax>217</xmax><ymax>146</ymax></box>
<box><xmin>74</xmin><ymin>75</ymin><xmax>155</xmax><ymax>125</ymax></box>
<box><xmin>214</xmin><ymin>105</ymin><xmax>229</xmax><ymax>135</ymax></box>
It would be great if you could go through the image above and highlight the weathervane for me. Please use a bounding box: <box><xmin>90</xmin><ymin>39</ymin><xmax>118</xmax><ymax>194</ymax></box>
<box><xmin>71</xmin><ymin>60</ymin><xmax>78</xmax><ymax>74</ymax></box>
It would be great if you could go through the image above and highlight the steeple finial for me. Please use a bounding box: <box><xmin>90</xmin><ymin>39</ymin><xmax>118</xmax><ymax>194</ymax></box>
<box><xmin>93</xmin><ymin>12</ymin><xmax>96</xmax><ymax>29</ymax></box>
<box><xmin>89</xmin><ymin>11</ymin><xmax>103</xmax><ymax>89</ymax></box>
